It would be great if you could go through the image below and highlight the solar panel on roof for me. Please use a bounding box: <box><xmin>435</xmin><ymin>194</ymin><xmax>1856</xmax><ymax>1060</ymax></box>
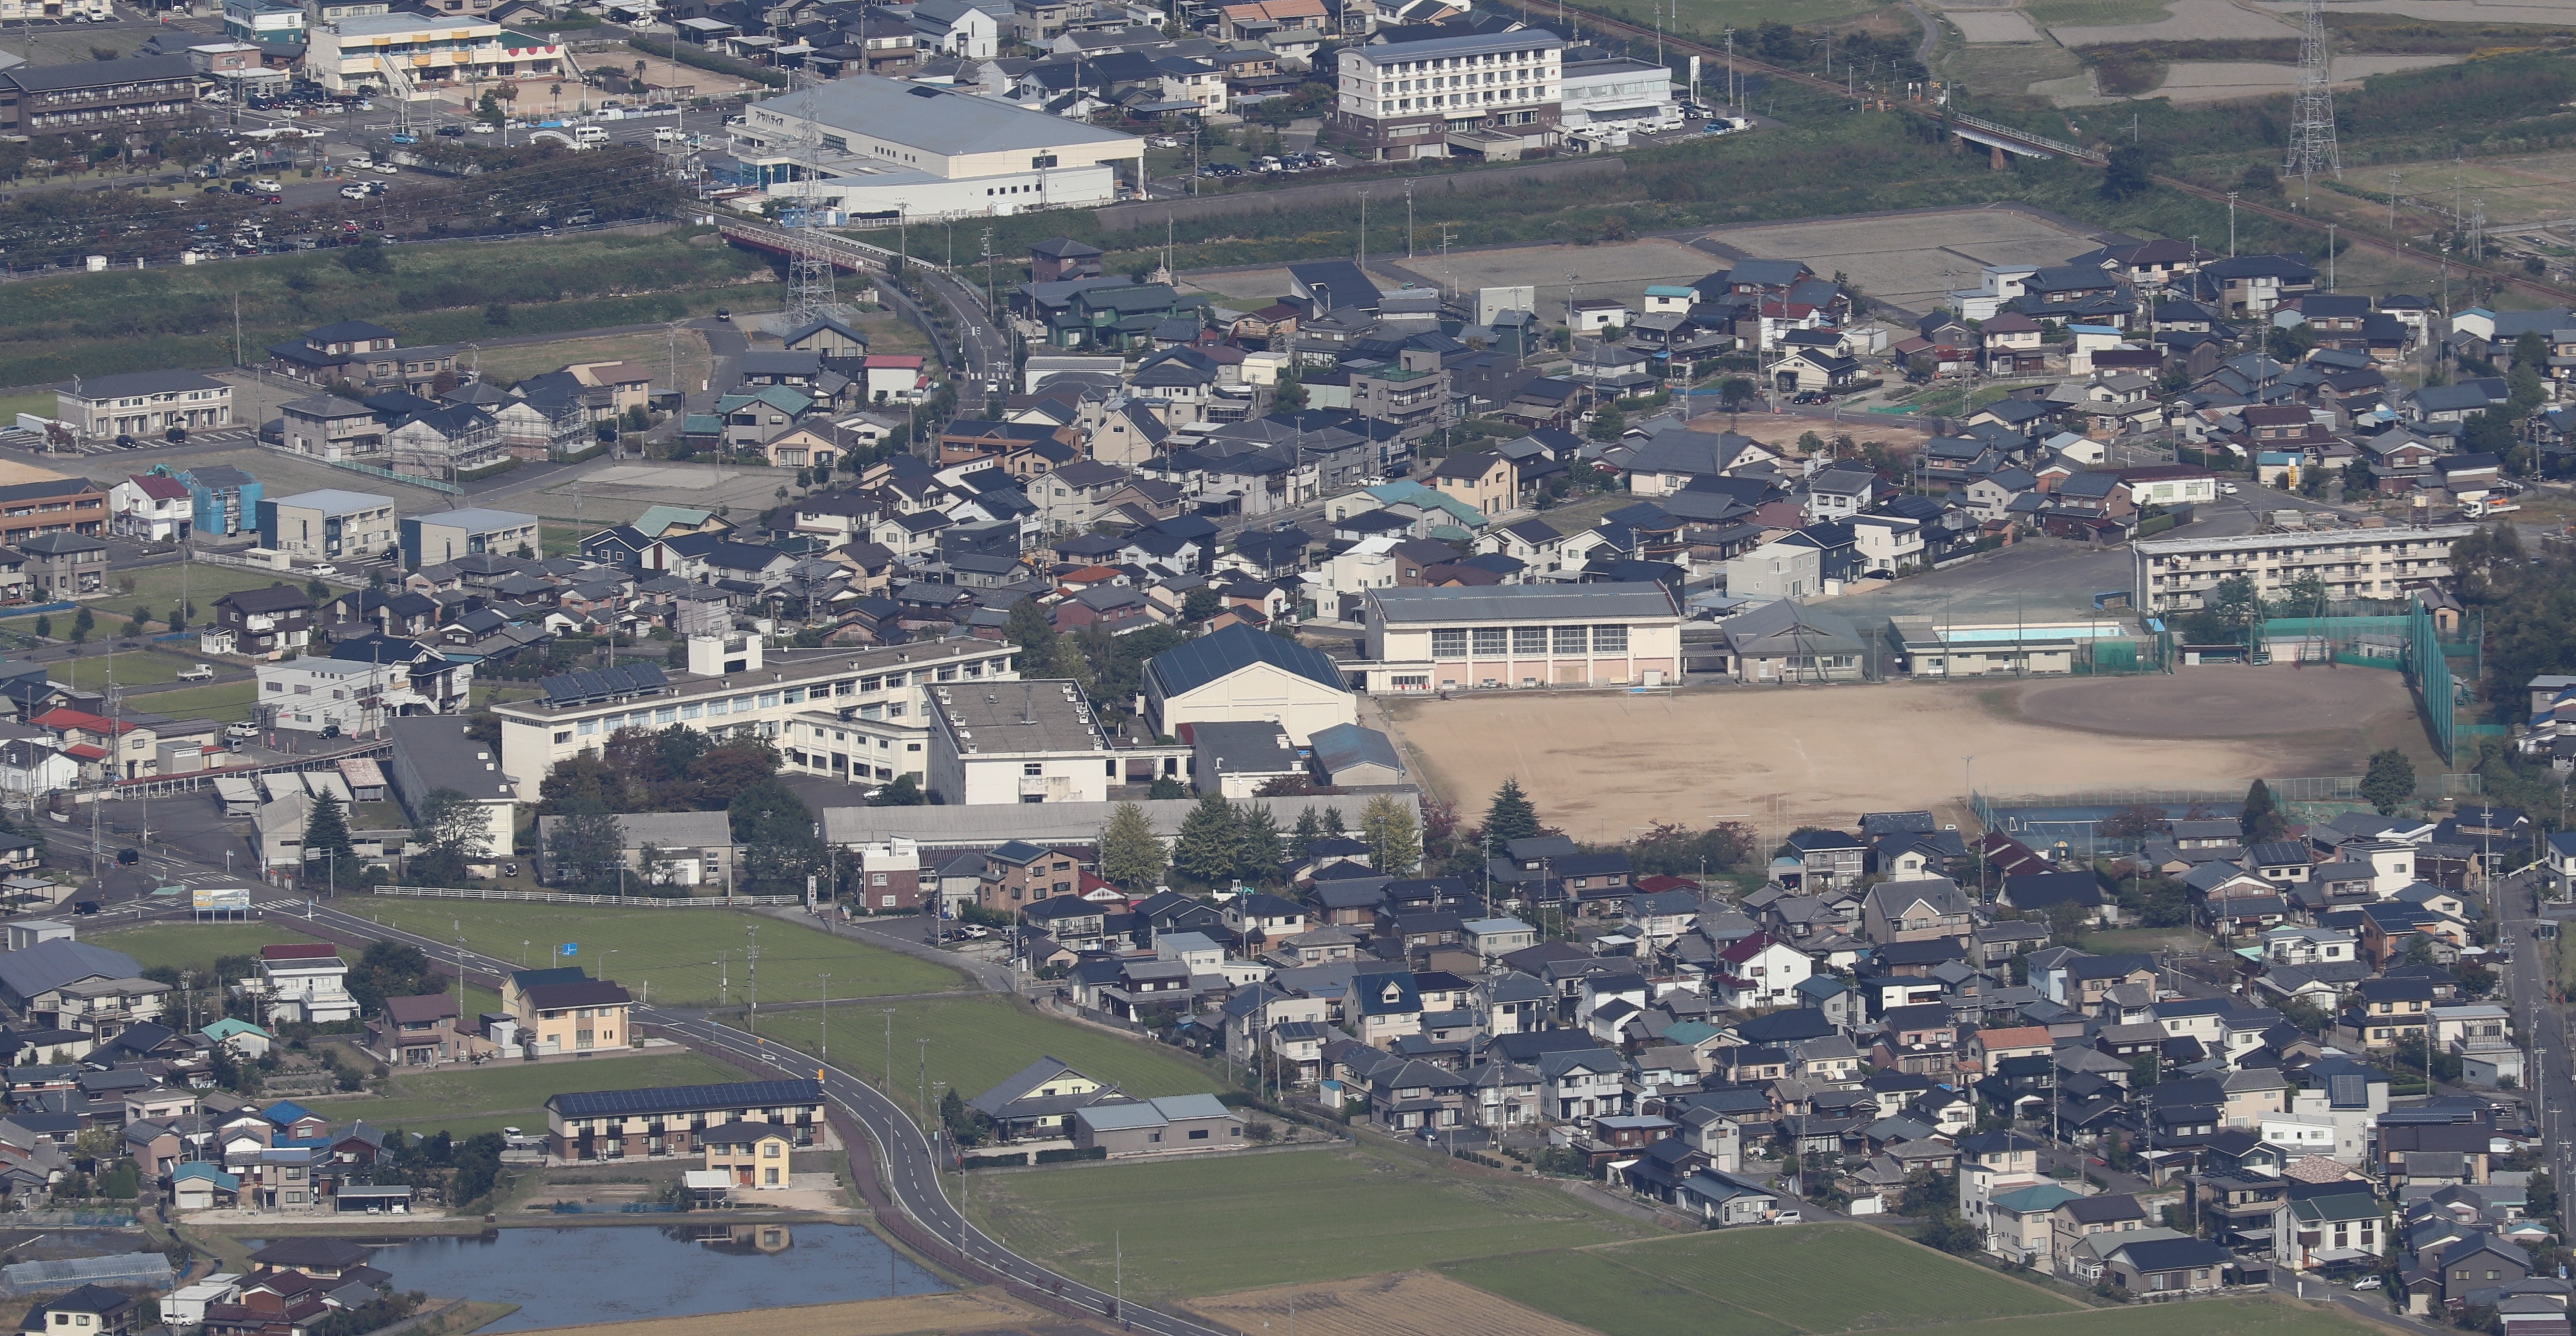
<box><xmin>549</xmin><ymin>1079</ymin><xmax>821</xmax><ymax>1119</ymax></box>
<box><xmin>540</xmin><ymin>662</ymin><xmax>673</xmax><ymax>707</ymax></box>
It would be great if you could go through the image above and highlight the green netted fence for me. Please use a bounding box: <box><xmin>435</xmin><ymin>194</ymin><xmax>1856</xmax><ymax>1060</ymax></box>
<box><xmin>2248</xmin><ymin>603</ymin><xmax>2474</xmax><ymax>763</ymax></box>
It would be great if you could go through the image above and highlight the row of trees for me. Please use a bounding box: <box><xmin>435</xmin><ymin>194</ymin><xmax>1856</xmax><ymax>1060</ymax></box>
<box><xmin>1145</xmin><ymin>794</ymin><xmax>1423</xmax><ymax>887</ymax></box>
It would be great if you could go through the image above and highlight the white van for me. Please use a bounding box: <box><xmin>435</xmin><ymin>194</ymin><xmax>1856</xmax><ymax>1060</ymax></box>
<box><xmin>571</xmin><ymin>125</ymin><xmax>610</xmax><ymax>145</ymax></box>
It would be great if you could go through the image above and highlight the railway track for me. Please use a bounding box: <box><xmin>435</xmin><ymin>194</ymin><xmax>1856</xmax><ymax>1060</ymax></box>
<box><xmin>1496</xmin><ymin>0</ymin><xmax>2576</xmax><ymax>308</ymax></box>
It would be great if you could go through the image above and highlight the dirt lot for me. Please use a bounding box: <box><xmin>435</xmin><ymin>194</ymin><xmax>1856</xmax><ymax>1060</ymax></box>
<box><xmin>143</xmin><ymin>437</ymin><xmax>455</xmax><ymax>506</ymax></box>
<box><xmin>2254</xmin><ymin>0</ymin><xmax>2576</xmax><ymax>24</ymax></box>
<box><xmin>1375</xmin><ymin>665</ymin><xmax>2426</xmax><ymax>840</ymax></box>
<box><xmin>1188</xmin><ymin>1271</ymin><xmax>1598</xmax><ymax>1336</ymax></box>
<box><xmin>1377</xmin><ymin>237</ymin><xmax>1722</xmax><ymax>317</ymax></box>
<box><xmin>2049</xmin><ymin>0</ymin><xmax>2297</xmax><ymax>43</ymax></box>
<box><xmin>527</xmin><ymin>460</ymin><xmax>795</xmax><ymax>524</ymax></box>
<box><xmin>509</xmin><ymin>1292</ymin><xmax>1068</xmax><ymax>1336</ymax></box>
<box><xmin>1703</xmin><ymin>208</ymin><xmax>2104</xmax><ymax>314</ymax></box>
<box><xmin>474</xmin><ymin>329</ymin><xmax>713</xmax><ymax>390</ymax></box>
<box><xmin>2150</xmin><ymin>54</ymin><xmax>2458</xmax><ymax>100</ymax></box>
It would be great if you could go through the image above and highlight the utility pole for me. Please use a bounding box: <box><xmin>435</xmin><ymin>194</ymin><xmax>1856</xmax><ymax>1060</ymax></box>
<box><xmin>819</xmin><ymin>971</ymin><xmax>831</xmax><ymax>1062</ymax></box>
<box><xmin>746</xmin><ymin>924</ymin><xmax>759</xmax><ymax>1031</ymax></box>
<box><xmin>1404</xmin><ymin>179</ymin><xmax>1414</xmax><ymax>260</ymax></box>
<box><xmin>883</xmin><ymin>1006</ymin><xmax>896</xmax><ymax>1090</ymax></box>
<box><xmin>1356</xmin><ymin>189</ymin><xmax>1369</xmax><ymax>269</ymax></box>
<box><xmin>2227</xmin><ymin>192</ymin><xmax>2238</xmax><ymax>257</ymax></box>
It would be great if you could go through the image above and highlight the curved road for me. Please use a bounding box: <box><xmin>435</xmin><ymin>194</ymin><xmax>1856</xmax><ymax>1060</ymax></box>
<box><xmin>269</xmin><ymin>898</ymin><xmax>1221</xmax><ymax>1336</ymax></box>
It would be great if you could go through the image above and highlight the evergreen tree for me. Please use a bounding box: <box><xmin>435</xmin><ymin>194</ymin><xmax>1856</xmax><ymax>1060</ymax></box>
<box><xmin>730</xmin><ymin>777</ymin><xmax>826</xmax><ymax>893</ymax></box>
<box><xmin>545</xmin><ymin>801</ymin><xmax>627</xmax><ymax>891</ymax></box>
<box><xmin>407</xmin><ymin>787</ymin><xmax>491</xmax><ymax>885</ymax></box>
<box><xmin>1360</xmin><ymin>795</ymin><xmax>1421</xmax><ymax>876</ymax></box>
<box><xmin>1483</xmin><ymin>777</ymin><xmax>1541</xmax><ymax>843</ymax></box>
<box><xmin>1238</xmin><ymin>806</ymin><xmax>1284</xmax><ymax>880</ymax></box>
<box><xmin>870</xmin><ymin>774</ymin><xmax>926</xmax><ymax>806</ymax></box>
<box><xmin>1146</xmin><ymin>775</ymin><xmax>1189</xmax><ymax>800</ymax></box>
<box><xmin>1098</xmin><ymin>802</ymin><xmax>1165</xmax><ymax>890</ymax></box>
<box><xmin>1172</xmin><ymin>795</ymin><xmax>1243</xmax><ymax>885</ymax></box>
<box><xmin>1003</xmin><ymin>597</ymin><xmax>1054</xmax><ymax>654</ymax></box>
<box><xmin>2362</xmin><ymin>749</ymin><xmax>2417</xmax><ymax>815</ymax></box>
<box><xmin>1323</xmin><ymin>806</ymin><xmax>1347</xmax><ymax>836</ymax></box>
<box><xmin>2239</xmin><ymin>779</ymin><xmax>2287</xmax><ymax>843</ymax></box>
<box><xmin>301</xmin><ymin>792</ymin><xmax>355</xmax><ymax>875</ymax></box>
<box><xmin>1291</xmin><ymin>806</ymin><xmax>1323</xmax><ymax>857</ymax></box>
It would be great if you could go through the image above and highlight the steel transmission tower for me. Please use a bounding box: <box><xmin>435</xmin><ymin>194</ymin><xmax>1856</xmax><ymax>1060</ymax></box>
<box><xmin>2283</xmin><ymin>0</ymin><xmax>2341</xmax><ymax>185</ymax></box>
<box><xmin>782</xmin><ymin>72</ymin><xmax>839</xmax><ymax>325</ymax></box>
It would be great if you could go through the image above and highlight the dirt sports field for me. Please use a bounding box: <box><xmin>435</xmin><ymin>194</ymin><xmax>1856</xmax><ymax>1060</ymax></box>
<box><xmin>509</xmin><ymin>1292</ymin><xmax>1068</xmax><ymax>1336</ymax></box>
<box><xmin>1187</xmin><ymin>1271</ymin><xmax>1598</xmax><ymax>1336</ymax></box>
<box><xmin>1376</xmin><ymin>666</ymin><xmax>2430</xmax><ymax>841</ymax></box>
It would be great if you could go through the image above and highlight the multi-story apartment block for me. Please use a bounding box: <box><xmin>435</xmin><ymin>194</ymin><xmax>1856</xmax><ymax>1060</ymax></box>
<box><xmin>2131</xmin><ymin>524</ymin><xmax>2474</xmax><ymax>613</ymax></box>
<box><xmin>1331</xmin><ymin>29</ymin><xmax>1563</xmax><ymax>162</ymax></box>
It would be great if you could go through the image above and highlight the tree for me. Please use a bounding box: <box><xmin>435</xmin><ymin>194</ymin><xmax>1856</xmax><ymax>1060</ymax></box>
<box><xmin>1182</xmin><ymin>586</ymin><xmax>1223</xmax><ymax>622</ymax></box>
<box><xmin>1146</xmin><ymin>775</ymin><xmax>1189</xmax><ymax>800</ymax></box>
<box><xmin>1098</xmin><ymin>802</ymin><xmax>1165</xmax><ymax>890</ymax></box>
<box><xmin>1484</xmin><ymin>778</ymin><xmax>1541</xmax><ymax>844</ymax></box>
<box><xmin>1587</xmin><ymin>406</ymin><xmax>1627</xmax><ymax>443</ymax></box>
<box><xmin>1718</xmin><ymin>377</ymin><xmax>1757</xmax><ymax>424</ymax></box>
<box><xmin>1237</xmin><ymin>806</ymin><xmax>1283</xmax><ymax>880</ymax></box>
<box><xmin>544</xmin><ymin>801</ymin><xmax>627</xmax><ymax>891</ymax></box>
<box><xmin>870</xmin><ymin>773</ymin><xmax>926</xmax><ymax>806</ymax></box>
<box><xmin>2100</xmin><ymin>144</ymin><xmax>2155</xmax><ymax>202</ymax></box>
<box><xmin>1270</xmin><ymin>372</ymin><xmax>1307</xmax><ymax>412</ymax></box>
<box><xmin>2240</xmin><ymin>779</ymin><xmax>2288</xmax><ymax>843</ymax></box>
<box><xmin>1360</xmin><ymin>795</ymin><xmax>1421</xmax><ymax>875</ymax></box>
<box><xmin>729</xmin><ymin>776</ymin><xmax>824</xmax><ymax>894</ymax></box>
<box><xmin>2095</xmin><ymin>803</ymin><xmax>2172</xmax><ymax>839</ymax></box>
<box><xmin>1172</xmin><ymin>795</ymin><xmax>1242</xmax><ymax>885</ymax></box>
<box><xmin>69</xmin><ymin>606</ymin><xmax>93</xmax><ymax>644</ymax></box>
<box><xmin>2362</xmin><ymin>748</ymin><xmax>2417</xmax><ymax>815</ymax></box>
<box><xmin>2209</xmin><ymin>573</ymin><xmax>2265</xmax><ymax>631</ymax></box>
<box><xmin>301</xmin><ymin>792</ymin><xmax>355</xmax><ymax>876</ymax></box>
<box><xmin>407</xmin><ymin>787</ymin><xmax>491</xmax><ymax>885</ymax></box>
<box><xmin>2282</xmin><ymin>569</ymin><xmax>2327</xmax><ymax>615</ymax></box>
<box><xmin>1291</xmin><ymin>805</ymin><xmax>1324</xmax><ymax>857</ymax></box>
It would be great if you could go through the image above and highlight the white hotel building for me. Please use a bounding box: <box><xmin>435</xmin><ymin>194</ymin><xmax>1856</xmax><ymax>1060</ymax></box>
<box><xmin>1331</xmin><ymin>29</ymin><xmax>1564</xmax><ymax>163</ymax></box>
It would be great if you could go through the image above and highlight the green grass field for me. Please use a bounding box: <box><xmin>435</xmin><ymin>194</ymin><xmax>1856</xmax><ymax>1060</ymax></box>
<box><xmin>91</xmin><ymin>922</ymin><xmax>317</xmax><ymax>974</ymax></box>
<box><xmin>1442</xmin><ymin>1233</ymin><xmax>2378</xmax><ymax>1336</ymax></box>
<box><xmin>959</xmin><ymin>1144</ymin><xmax>1649</xmax><ymax>1303</ymax></box>
<box><xmin>1446</xmin><ymin>1249</ymin><xmax>1799</xmax><ymax>1336</ymax></box>
<box><xmin>352</xmin><ymin>899</ymin><xmax>965</xmax><ymax>1008</ymax></box>
<box><xmin>736</xmin><ymin>994</ymin><xmax>1214</xmax><ymax>1124</ymax></box>
<box><xmin>126</xmin><ymin>680</ymin><xmax>257</xmax><ymax>724</ymax></box>
<box><xmin>306</xmin><ymin>1049</ymin><xmax>744</xmax><ymax>1139</ymax></box>
<box><xmin>23</xmin><ymin>648</ymin><xmax>217</xmax><ymax>691</ymax></box>
<box><xmin>88</xmin><ymin>565</ymin><xmax>319</xmax><ymax>617</ymax></box>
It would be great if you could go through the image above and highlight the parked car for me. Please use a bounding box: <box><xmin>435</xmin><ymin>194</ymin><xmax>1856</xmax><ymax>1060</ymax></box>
<box><xmin>956</xmin><ymin>923</ymin><xmax>991</xmax><ymax>939</ymax></box>
<box><xmin>309</xmin><ymin>563</ymin><xmax>338</xmax><ymax>576</ymax></box>
<box><xmin>251</xmin><ymin>178</ymin><xmax>281</xmax><ymax>193</ymax></box>
<box><xmin>2219</xmin><ymin>482</ymin><xmax>2240</xmax><ymax>494</ymax></box>
<box><xmin>2353</xmin><ymin>1277</ymin><xmax>2383</xmax><ymax>1291</ymax></box>
<box><xmin>164</xmin><ymin>425</ymin><xmax>187</xmax><ymax>443</ymax></box>
<box><xmin>176</xmin><ymin>664</ymin><xmax>216</xmax><ymax>682</ymax></box>
<box><xmin>1791</xmin><ymin>390</ymin><xmax>1831</xmax><ymax>404</ymax></box>
<box><xmin>224</xmin><ymin>722</ymin><xmax>259</xmax><ymax>741</ymax></box>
